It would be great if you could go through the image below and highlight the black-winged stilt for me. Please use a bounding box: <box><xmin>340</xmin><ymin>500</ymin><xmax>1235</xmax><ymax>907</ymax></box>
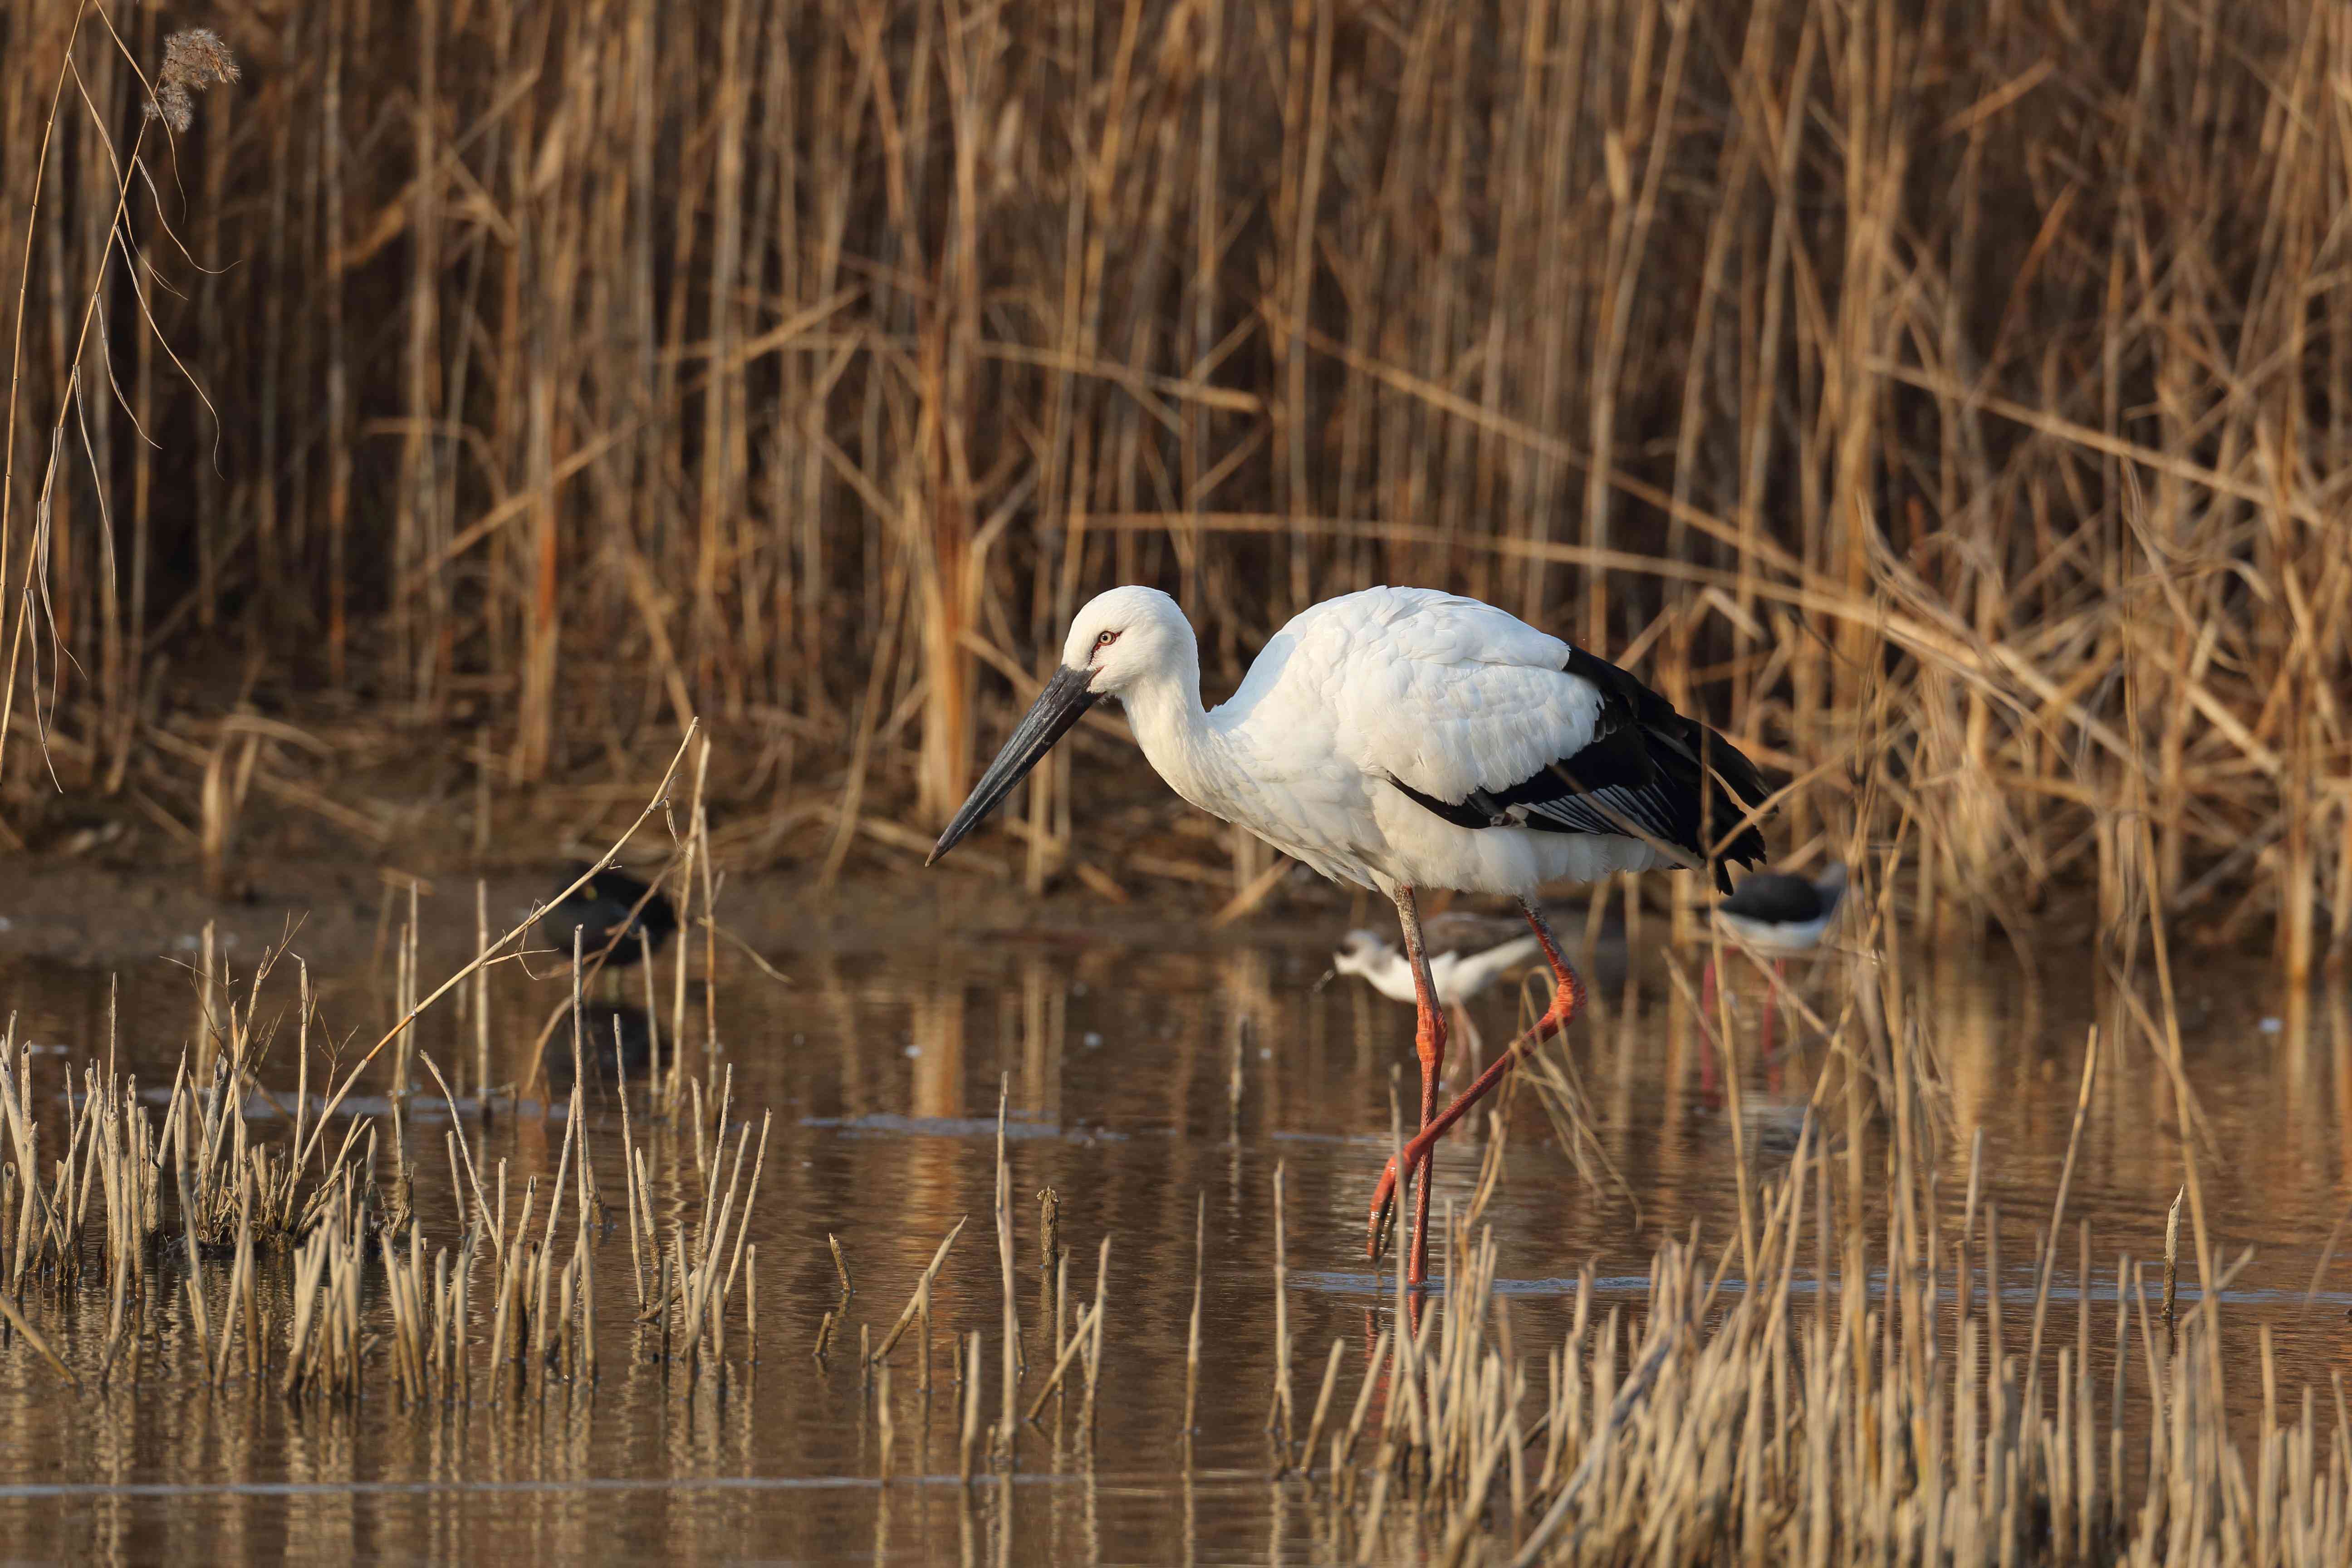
<box><xmin>1713</xmin><ymin>861</ymin><xmax>1846</xmax><ymax>952</ymax></box>
<box><xmin>1330</xmin><ymin>911</ymin><xmax>1540</xmax><ymax>1068</ymax></box>
<box><xmin>1328</xmin><ymin>905</ymin><xmax>1632</xmax><ymax>1064</ymax></box>
<box><xmin>1702</xmin><ymin>861</ymin><xmax>1847</xmax><ymax>1055</ymax></box>
<box><xmin>1331</xmin><ymin>911</ymin><xmax>1540</xmax><ymax>1008</ymax></box>
<box><xmin>927</xmin><ymin>585</ymin><xmax>1770</xmax><ymax>1285</ymax></box>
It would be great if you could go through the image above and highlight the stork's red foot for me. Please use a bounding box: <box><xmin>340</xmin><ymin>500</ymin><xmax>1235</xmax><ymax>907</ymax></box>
<box><xmin>1363</xmin><ymin>1145</ymin><xmax>1421</xmax><ymax>1269</ymax></box>
<box><xmin>1364</xmin><ymin>1139</ymin><xmax>1439</xmax><ymax>1279</ymax></box>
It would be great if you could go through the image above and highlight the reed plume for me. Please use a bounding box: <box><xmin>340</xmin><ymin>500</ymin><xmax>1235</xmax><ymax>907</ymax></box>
<box><xmin>144</xmin><ymin>28</ymin><xmax>240</xmax><ymax>135</ymax></box>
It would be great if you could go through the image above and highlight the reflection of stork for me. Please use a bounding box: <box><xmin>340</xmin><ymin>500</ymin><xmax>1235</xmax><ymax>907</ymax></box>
<box><xmin>927</xmin><ymin>584</ymin><xmax>1769</xmax><ymax>1286</ymax></box>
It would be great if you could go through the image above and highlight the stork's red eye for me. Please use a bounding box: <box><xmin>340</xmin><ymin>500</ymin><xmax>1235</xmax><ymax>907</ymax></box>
<box><xmin>1096</xmin><ymin>630</ymin><xmax>1119</xmax><ymax>648</ymax></box>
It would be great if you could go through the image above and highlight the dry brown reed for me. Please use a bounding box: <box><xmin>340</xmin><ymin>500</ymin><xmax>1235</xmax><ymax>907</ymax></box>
<box><xmin>0</xmin><ymin>1</ymin><xmax>2340</xmax><ymax>988</ymax></box>
<box><xmin>1270</xmin><ymin>1158</ymin><xmax>1294</xmax><ymax>1449</ymax></box>
<box><xmin>144</xmin><ymin>27</ymin><xmax>238</xmax><ymax>137</ymax></box>
<box><xmin>1286</xmin><ymin>1103</ymin><xmax>2352</xmax><ymax>1568</ymax></box>
<box><xmin>1078</xmin><ymin>1235</ymin><xmax>1110</xmax><ymax>1434</ymax></box>
<box><xmin>0</xmin><ymin>741</ymin><xmax>815</xmax><ymax>1426</ymax></box>
<box><xmin>827</xmin><ymin>1232</ymin><xmax>852</xmax><ymax>1296</ymax></box>
<box><xmin>871</xmin><ymin>1214</ymin><xmax>965</xmax><ymax>1367</ymax></box>
<box><xmin>991</xmin><ymin>1074</ymin><xmax>1020</xmax><ymax>1458</ymax></box>
<box><xmin>1182</xmin><ymin>1190</ymin><xmax>1203</xmax><ymax>1440</ymax></box>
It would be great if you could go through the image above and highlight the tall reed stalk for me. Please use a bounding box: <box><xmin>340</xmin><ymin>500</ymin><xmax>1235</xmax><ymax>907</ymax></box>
<box><xmin>0</xmin><ymin>3</ymin><xmax>2341</xmax><ymax>968</ymax></box>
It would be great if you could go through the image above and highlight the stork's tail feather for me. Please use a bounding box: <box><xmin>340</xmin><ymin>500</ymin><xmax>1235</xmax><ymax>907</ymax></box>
<box><xmin>1687</xmin><ymin>723</ymin><xmax>1771</xmax><ymax>892</ymax></box>
<box><xmin>1628</xmin><ymin>707</ymin><xmax>1769</xmax><ymax>892</ymax></box>
<box><xmin>1561</xmin><ymin>646</ymin><xmax>1772</xmax><ymax>892</ymax></box>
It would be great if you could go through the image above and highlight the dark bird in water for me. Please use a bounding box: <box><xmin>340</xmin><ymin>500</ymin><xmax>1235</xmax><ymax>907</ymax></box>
<box><xmin>1702</xmin><ymin>861</ymin><xmax>1848</xmax><ymax>1062</ymax></box>
<box><xmin>540</xmin><ymin>864</ymin><xmax>678</xmax><ymax>969</ymax></box>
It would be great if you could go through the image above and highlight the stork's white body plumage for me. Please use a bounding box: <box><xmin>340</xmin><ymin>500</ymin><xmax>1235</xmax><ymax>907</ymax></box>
<box><xmin>1106</xmin><ymin>586</ymin><xmax>1684</xmax><ymax>897</ymax></box>
<box><xmin>929</xmin><ymin>583</ymin><xmax>1771</xmax><ymax>1287</ymax></box>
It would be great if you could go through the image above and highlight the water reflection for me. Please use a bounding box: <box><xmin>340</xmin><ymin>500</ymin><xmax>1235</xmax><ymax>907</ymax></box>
<box><xmin>0</xmin><ymin>921</ymin><xmax>2342</xmax><ymax>1562</ymax></box>
<box><xmin>543</xmin><ymin>1004</ymin><xmax>657</xmax><ymax>1092</ymax></box>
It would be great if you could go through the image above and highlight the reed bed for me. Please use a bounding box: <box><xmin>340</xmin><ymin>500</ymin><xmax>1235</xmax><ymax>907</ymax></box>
<box><xmin>1266</xmin><ymin>877</ymin><xmax>2352</xmax><ymax>1566</ymax></box>
<box><xmin>1301</xmin><ymin>1180</ymin><xmax>2352</xmax><ymax>1567</ymax></box>
<box><xmin>0</xmin><ymin>1</ymin><xmax>2344</xmax><ymax>972</ymax></box>
<box><xmin>0</xmin><ymin>945</ymin><xmax>1037</xmax><ymax>1421</ymax></box>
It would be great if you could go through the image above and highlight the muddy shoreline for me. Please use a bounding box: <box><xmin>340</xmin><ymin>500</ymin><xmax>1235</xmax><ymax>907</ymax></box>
<box><xmin>0</xmin><ymin>854</ymin><xmax>1365</xmax><ymax>975</ymax></box>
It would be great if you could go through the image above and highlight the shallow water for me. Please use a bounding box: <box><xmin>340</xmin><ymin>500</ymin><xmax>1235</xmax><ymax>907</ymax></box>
<box><xmin>0</xmin><ymin>919</ymin><xmax>2345</xmax><ymax>1563</ymax></box>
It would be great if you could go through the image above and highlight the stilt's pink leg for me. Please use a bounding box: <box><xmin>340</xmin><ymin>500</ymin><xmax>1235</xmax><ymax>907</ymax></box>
<box><xmin>1699</xmin><ymin>956</ymin><xmax>1720</xmax><ymax>1097</ymax></box>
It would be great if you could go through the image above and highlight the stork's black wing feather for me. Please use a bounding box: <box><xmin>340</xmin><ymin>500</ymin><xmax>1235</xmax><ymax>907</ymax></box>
<box><xmin>1387</xmin><ymin>646</ymin><xmax>1771</xmax><ymax>892</ymax></box>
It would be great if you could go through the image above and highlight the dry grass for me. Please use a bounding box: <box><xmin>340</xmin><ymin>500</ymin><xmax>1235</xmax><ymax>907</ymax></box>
<box><xmin>0</xmin><ymin>1</ymin><xmax>2336</xmax><ymax>970</ymax></box>
<box><xmin>1267</xmin><ymin>832</ymin><xmax>2348</xmax><ymax>1566</ymax></box>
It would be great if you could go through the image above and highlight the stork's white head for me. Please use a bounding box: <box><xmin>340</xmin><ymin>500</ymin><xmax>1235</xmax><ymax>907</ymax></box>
<box><xmin>930</xmin><ymin>584</ymin><xmax>1200</xmax><ymax>867</ymax></box>
<box><xmin>1061</xmin><ymin>586</ymin><xmax>1194</xmax><ymax>701</ymax></box>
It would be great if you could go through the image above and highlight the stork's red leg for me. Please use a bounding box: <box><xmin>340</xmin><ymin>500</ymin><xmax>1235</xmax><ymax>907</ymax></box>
<box><xmin>1367</xmin><ymin>900</ymin><xmax>1586</xmax><ymax>1282</ymax></box>
<box><xmin>1366</xmin><ymin>888</ymin><xmax>1447</xmax><ymax>1287</ymax></box>
<box><xmin>1411</xmin><ymin>987</ymin><xmax>1443</xmax><ymax>1285</ymax></box>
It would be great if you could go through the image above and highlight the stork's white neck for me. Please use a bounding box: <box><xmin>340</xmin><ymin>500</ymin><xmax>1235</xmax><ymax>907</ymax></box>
<box><xmin>1110</xmin><ymin>636</ymin><xmax>1237</xmax><ymax>821</ymax></box>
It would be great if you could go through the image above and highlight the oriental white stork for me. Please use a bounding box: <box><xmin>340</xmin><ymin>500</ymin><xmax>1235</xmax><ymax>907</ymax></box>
<box><xmin>928</xmin><ymin>585</ymin><xmax>1771</xmax><ymax>1286</ymax></box>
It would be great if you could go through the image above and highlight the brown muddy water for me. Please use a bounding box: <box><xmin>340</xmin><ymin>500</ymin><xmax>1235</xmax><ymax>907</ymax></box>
<box><xmin>0</xmin><ymin>911</ymin><xmax>2345</xmax><ymax>1563</ymax></box>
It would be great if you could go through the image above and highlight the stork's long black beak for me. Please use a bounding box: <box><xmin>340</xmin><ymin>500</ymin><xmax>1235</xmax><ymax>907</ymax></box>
<box><xmin>928</xmin><ymin>665</ymin><xmax>1101</xmax><ymax>865</ymax></box>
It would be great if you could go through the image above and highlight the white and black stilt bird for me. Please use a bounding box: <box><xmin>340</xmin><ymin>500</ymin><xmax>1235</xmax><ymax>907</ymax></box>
<box><xmin>926</xmin><ymin>585</ymin><xmax>1771</xmax><ymax>1286</ymax></box>
<box><xmin>1702</xmin><ymin>860</ymin><xmax>1847</xmax><ymax>1056</ymax></box>
<box><xmin>1330</xmin><ymin>911</ymin><xmax>1540</xmax><ymax>1065</ymax></box>
<box><xmin>1328</xmin><ymin>905</ymin><xmax>1631</xmax><ymax>1063</ymax></box>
